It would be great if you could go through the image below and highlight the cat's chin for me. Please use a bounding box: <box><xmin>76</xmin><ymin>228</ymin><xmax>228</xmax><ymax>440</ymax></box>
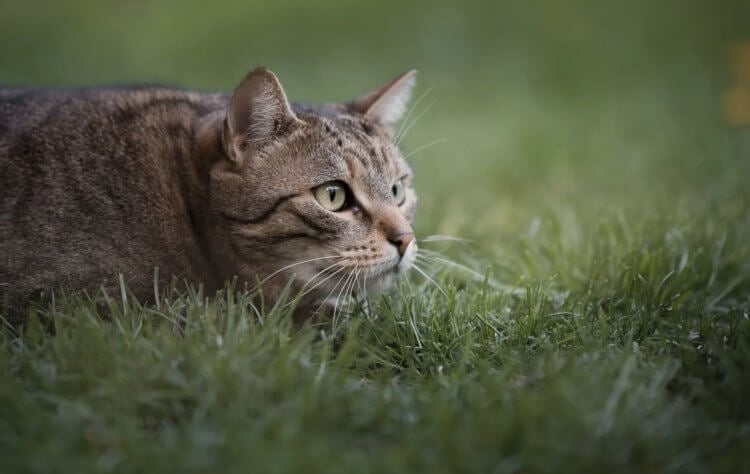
<box><xmin>301</xmin><ymin>243</ymin><xmax>417</xmax><ymax>317</ymax></box>
<box><xmin>357</xmin><ymin>243</ymin><xmax>418</xmax><ymax>297</ymax></box>
<box><xmin>312</xmin><ymin>279</ymin><xmax>392</xmax><ymax>316</ymax></box>
<box><xmin>311</xmin><ymin>266</ymin><xmax>412</xmax><ymax>315</ymax></box>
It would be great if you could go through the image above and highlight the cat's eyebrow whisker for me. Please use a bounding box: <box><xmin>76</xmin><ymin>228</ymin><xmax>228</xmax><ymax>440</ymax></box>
<box><xmin>402</xmin><ymin>138</ymin><xmax>447</xmax><ymax>160</ymax></box>
<box><xmin>411</xmin><ymin>263</ymin><xmax>447</xmax><ymax>298</ymax></box>
<box><xmin>395</xmin><ymin>87</ymin><xmax>433</xmax><ymax>144</ymax></box>
<box><xmin>396</xmin><ymin>98</ymin><xmax>436</xmax><ymax>147</ymax></box>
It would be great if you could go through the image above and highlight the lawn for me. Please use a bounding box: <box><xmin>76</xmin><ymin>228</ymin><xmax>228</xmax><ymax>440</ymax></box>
<box><xmin>1</xmin><ymin>1</ymin><xmax>750</xmax><ymax>472</ymax></box>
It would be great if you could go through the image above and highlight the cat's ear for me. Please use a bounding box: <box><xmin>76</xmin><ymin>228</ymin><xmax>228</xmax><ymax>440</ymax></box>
<box><xmin>347</xmin><ymin>70</ymin><xmax>417</xmax><ymax>127</ymax></box>
<box><xmin>223</xmin><ymin>68</ymin><xmax>302</xmax><ymax>164</ymax></box>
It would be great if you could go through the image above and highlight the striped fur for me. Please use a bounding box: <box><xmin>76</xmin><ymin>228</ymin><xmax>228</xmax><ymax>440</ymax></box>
<box><xmin>0</xmin><ymin>68</ymin><xmax>418</xmax><ymax>323</ymax></box>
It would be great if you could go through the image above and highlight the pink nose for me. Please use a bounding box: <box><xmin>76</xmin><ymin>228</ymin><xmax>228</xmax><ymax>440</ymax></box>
<box><xmin>388</xmin><ymin>231</ymin><xmax>415</xmax><ymax>257</ymax></box>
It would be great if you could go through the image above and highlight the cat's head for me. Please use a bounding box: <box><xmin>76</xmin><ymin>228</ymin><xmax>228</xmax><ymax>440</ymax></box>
<box><xmin>204</xmin><ymin>68</ymin><xmax>419</xmax><ymax>313</ymax></box>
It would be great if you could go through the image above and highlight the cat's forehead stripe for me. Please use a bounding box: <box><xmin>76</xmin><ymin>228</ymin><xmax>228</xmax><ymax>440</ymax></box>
<box><xmin>303</xmin><ymin>110</ymin><xmax>403</xmax><ymax>191</ymax></box>
<box><xmin>342</xmin><ymin>154</ymin><xmax>356</xmax><ymax>178</ymax></box>
<box><xmin>367</xmin><ymin>146</ymin><xmax>385</xmax><ymax>173</ymax></box>
<box><xmin>339</xmin><ymin>120</ymin><xmax>391</xmax><ymax>173</ymax></box>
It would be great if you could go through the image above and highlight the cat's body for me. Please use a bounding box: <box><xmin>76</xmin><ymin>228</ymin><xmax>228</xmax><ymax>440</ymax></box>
<box><xmin>1</xmin><ymin>87</ymin><xmax>225</xmax><ymax>309</ymax></box>
<box><xmin>0</xmin><ymin>69</ymin><xmax>419</xmax><ymax>324</ymax></box>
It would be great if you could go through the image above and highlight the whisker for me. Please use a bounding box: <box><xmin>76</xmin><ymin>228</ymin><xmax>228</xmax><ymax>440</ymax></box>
<box><xmin>283</xmin><ymin>264</ymin><xmax>347</xmax><ymax>309</ymax></box>
<box><xmin>417</xmin><ymin>249</ymin><xmax>463</xmax><ymax>264</ymax></box>
<box><xmin>396</xmin><ymin>98</ymin><xmax>436</xmax><ymax>146</ymax></box>
<box><xmin>345</xmin><ymin>268</ymin><xmax>362</xmax><ymax>312</ymax></box>
<box><xmin>332</xmin><ymin>266</ymin><xmax>357</xmax><ymax>329</ymax></box>
<box><xmin>356</xmin><ymin>266</ymin><xmax>367</xmax><ymax>301</ymax></box>
<box><xmin>404</xmin><ymin>272</ymin><xmax>415</xmax><ymax>293</ymax></box>
<box><xmin>347</xmin><ymin>267</ymin><xmax>363</xmax><ymax>319</ymax></box>
<box><xmin>402</xmin><ymin>138</ymin><xmax>447</xmax><ymax>160</ymax></box>
<box><xmin>413</xmin><ymin>256</ymin><xmax>442</xmax><ymax>276</ymax></box>
<box><xmin>416</xmin><ymin>254</ymin><xmax>486</xmax><ymax>281</ymax></box>
<box><xmin>344</xmin><ymin>267</ymin><xmax>360</xmax><ymax>313</ymax></box>
<box><xmin>411</xmin><ymin>263</ymin><xmax>447</xmax><ymax>297</ymax></box>
<box><xmin>331</xmin><ymin>273</ymin><xmax>352</xmax><ymax>334</ymax></box>
<box><xmin>302</xmin><ymin>265</ymin><xmax>347</xmax><ymax>296</ymax></box>
<box><xmin>417</xmin><ymin>249</ymin><xmax>448</xmax><ymax>258</ymax></box>
<box><xmin>255</xmin><ymin>255</ymin><xmax>341</xmax><ymax>288</ymax></box>
<box><xmin>415</xmin><ymin>254</ymin><xmax>528</xmax><ymax>295</ymax></box>
<box><xmin>299</xmin><ymin>260</ymin><xmax>346</xmax><ymax>292</ymax></box>
<box><xmin>419</xmin><ymin>234</ymin><xmax>474</xmax><ymax>243</ymax></box>
<box><xmin>418</xmin><ymin>249</ymin><xmax>479</xmax><ymax>269</ymax></box>
<box><xmin>395</xmin><ymin>87</ymin><xmax>433</xmax><ymax>143</ymax></box>
<box><xmin>358</xmin><ymin>267</ymin><xmax>372</xmax><ymax>317</ymax></box>
<box><xmin>314</xmin><ymin>270</ymin><xmax>350</xmax><ymax>317</ymax></box>
<box><xmin>342</xmin><ymin>269</ymin><xmax>358</xmax><ymax>316</ymax></box>
<box><xmin>418</xmin><ymin>249</ymin><xmax>465</xmax><ymax>262</ymax></box>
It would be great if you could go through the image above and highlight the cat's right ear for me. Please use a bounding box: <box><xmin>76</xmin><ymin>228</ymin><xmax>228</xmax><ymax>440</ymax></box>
<box><xmin>347</xmin><ymin>70</ymin><xmax>417</xmax><ymax>128</ymax></box>
<box><xmin>222</xmin><ymin>68</ymin><xmax>303</xmax><ymax>166</ymax></box>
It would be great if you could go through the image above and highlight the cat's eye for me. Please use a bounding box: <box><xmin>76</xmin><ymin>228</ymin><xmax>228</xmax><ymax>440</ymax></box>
<box><xmin>392</xmin><ymin>179</ymin><xmax>406</xmax><ymax>205</ymax></box>
<box><xmin>313</xmin><ymin>181</ymin><xmax>348</xmax><ymax>212</ymax></box>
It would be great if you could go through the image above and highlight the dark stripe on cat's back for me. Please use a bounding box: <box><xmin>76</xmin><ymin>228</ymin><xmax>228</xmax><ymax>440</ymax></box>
<box><xmin>219</xmin><ymin>193</ymin><xmax>300</xmax><ymax>225</ymax></box>
<box><xmin>108</xmin><ymin>96</ymin><xmax>209</xmax><ymax>125</ymax></box>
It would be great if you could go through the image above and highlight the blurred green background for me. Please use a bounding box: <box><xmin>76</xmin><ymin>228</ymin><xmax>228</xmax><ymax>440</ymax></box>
<box><xmin>2</xmin><ymin>0</ymin><xmax>749</xmax><ymax>250</ymax></box>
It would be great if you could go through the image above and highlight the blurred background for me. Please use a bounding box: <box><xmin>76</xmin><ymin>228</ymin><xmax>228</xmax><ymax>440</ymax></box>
<box><xmin>2</xmin><ymin>0</ymin><xmax>749</xmax><ymax>262</ymax></box>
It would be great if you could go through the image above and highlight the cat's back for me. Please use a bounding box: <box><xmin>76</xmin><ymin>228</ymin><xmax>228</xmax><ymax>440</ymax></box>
<box><xmin>0</xmin><ymin>85</ymin><xmax>225</xmax><ymax>221</ymax></box>
<box><xmin>0</xmin><ymin>85</ymin><xmax>226</xmax><ymax>310</ymax></box>
<box><xmin>0</xmin><ymin>85</ymin><xmax>225</xmax><ymax>145</ymax></box>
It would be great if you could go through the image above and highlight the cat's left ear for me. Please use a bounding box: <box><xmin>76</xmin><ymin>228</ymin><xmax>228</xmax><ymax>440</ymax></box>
<box><xmin>223</xmin><ymin>68</ymin><xmax>303</xmax><ymax>165</ymax></box>
<box><xmin>347</xmin><ymin>70</ymin><xmax>417</xmax><ymax>127</ymax></box>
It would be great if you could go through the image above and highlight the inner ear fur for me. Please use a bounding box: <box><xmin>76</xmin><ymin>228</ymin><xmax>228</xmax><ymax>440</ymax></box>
<box><xmin>347</xmin><ymin>69</ymin><xmax>417</xmax><ymax>127</ymax></box>
<box><xmin>221</xmin><ymin>67</ymin><xmax>303</xmax><ymax>166</ymax></box>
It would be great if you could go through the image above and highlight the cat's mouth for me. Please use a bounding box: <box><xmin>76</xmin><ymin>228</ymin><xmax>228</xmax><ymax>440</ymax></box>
<box><xmin>351</xmin><ymin>240</ymin><xmax>417</xmax><ymax>289</ymax></box>
<box><xmin>397</xmin><ymin>240</ymin><xmax>418</xmax><ymax>273</ymax></box>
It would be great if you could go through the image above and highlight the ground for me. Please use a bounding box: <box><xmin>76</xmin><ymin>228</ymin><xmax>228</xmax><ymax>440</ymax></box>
<box><xmin>1</xmin><ymin>1</ymin><xmax>749</xmax><ymax>472</ymax></box>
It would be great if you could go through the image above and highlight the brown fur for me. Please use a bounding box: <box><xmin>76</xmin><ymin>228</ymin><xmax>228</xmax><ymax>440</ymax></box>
<box><xmin>0</xmin><ymin>69</ymin><xmax>419</xmax><ymax>324</ymax></box>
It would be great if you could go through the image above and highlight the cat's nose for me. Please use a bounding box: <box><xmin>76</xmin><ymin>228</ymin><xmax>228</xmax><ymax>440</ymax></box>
<box><xmin>388</xmin><ymin>231</ymin><xmax>415</xmax><ymax>257</ymax></box>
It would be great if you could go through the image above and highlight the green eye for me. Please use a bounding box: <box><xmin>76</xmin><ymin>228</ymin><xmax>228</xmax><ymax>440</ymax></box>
<box><xmin>392</xmin><ymin>179</ymin><xmax>406</xmax><ymax>205</ymax></box>
<box><xmin>314</xmin><ymin>181</ymin><xmax>348</xmax><ymax>211</ymax></box>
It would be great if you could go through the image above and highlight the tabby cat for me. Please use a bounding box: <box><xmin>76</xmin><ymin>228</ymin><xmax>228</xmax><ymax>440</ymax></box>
<box><xmin>0</xmin><ymin>68</ymin><xmax>418</xmax><ymax>324</ymax></box>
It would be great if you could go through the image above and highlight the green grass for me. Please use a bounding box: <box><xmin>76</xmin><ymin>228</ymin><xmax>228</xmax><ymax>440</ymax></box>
<box><xmin>2</xmin><ymin>0</ymin><xmax>750</xmax><ymax>472</ymax></box>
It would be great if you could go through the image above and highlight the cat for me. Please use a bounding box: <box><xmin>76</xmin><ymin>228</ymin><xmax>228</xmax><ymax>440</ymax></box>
<box><xmin>0</xmin><ymin>68</ymin><xmax>419</xmax><ymax>324</ymax></box>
